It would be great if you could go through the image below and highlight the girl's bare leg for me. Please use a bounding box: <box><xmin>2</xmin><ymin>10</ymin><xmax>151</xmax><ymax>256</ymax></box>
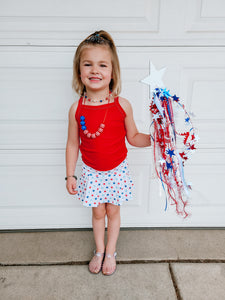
<box><xmin>92</xmin><ymin>203</ymin><xmax>106</xmax><ymax>253</ymax></box>
<box><xmin>89</xmin><ymin>204</ymin><xmax>106</xmax><ymax>273</ymax></box>
<box><xmin>102</xmin><ymin>203</ymin><xmax>121</xmax><ymax>275</ymax></box>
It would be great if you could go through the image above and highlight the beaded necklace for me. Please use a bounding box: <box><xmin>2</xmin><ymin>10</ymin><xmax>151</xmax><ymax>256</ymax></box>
<box><xmin>83</xmin><ymin>92</ymin><xmax>111</xmax><ymax>103</ymax></box>
<box><xmin>80</xmin><ymin>94</ymin><xmax>111</xmax><ymax>139</ymax></box>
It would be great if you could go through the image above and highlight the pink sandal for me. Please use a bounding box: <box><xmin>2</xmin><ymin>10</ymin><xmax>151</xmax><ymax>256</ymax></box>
<box><xmin>102</xmin><ymin>252</ymin><xmax>117</xmax><ymax>276</ymax></box>
<box><xmin>88</xmin><ymin>250</ymin><xmax>105</xmax><ymax>274</ymax></box>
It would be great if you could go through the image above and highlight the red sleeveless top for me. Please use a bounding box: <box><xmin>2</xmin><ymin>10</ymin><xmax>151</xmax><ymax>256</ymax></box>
<box><xmin>75</xmin><ymin>96</ymin><xmax>127</xmax><ymax>171</ymax></box>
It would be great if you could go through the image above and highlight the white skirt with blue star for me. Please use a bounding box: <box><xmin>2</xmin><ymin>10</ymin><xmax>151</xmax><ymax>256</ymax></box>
<box><xmin>77</xmin><ymin>158</ymin><xmax>134</xmax><ymax>207</ymax></box>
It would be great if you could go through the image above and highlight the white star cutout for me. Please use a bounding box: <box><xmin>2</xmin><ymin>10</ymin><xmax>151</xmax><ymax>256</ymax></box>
<box><xmin>158</xmin><ymin>158</ymin><xmax>166</xmax><ymax>165</ymax></box>
<box><xmin>141</xmin><ymin>62</ymin><xmax>167</xmax><ymax>97</ymax></box>
<box><xmin>194</xmin><ymin>134</ymin><xmax>199</xmax><ymax>142</ymax></box>
<box><xmin>152</xmin><ymin>113</ymin><xmax>160</xmax><ymax>121</ymax></box>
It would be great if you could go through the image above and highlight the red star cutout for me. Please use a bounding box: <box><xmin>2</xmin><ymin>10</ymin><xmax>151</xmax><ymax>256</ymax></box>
<box><xmin>189</xmin><ymin>144</ymin><xmax>196</xmax><ymax>150</ymax></box>
<box><xmin>179</xmin><ymin>152</ymin><xmax>188</xmax><ymax>160</ymax></box>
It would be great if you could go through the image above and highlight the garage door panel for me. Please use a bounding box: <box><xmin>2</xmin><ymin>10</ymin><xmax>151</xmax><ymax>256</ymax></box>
<box><xmin>0</xmin><ymin>121</ymin><xmax>67</xmax><ymax>149</ymax></box>
<box><xmin>0</xmin><ymin>46</ymin><xmax>225</xmax><ymax>228</ymax></box>
<box><xmin>0</xmin><ymin>69</ymin><xmax>74</xmax><ymax>121</ymax></box>
<box><xmin>1</xmin><ymin>0</ymin><xmax>224</xmax><ymax>46</ymax></box>
<box><xmin>1</xmin><ymin>46</ymin><xmax>224</xmax><ymax>149</ymax></box>
<box><xmin>0</xmin><ymin>150</ymin><xmax>152</xmax><ymax>228</ymax></box>
<box><xmin>147</xmin><ymin>149</ymin><xmax>225</xmax><ymax>226</ymax></box>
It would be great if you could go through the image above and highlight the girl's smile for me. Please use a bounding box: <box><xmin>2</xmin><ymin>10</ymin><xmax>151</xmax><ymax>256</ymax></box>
<box><xmin>80</xmin><ymin>46</ymin><xmax>112</xmax><ymax>96</ymax></box>
<box><xmin>89</xmin><ymin>76</ymin><xmax>102</xmax><ymax>81</ymax></box>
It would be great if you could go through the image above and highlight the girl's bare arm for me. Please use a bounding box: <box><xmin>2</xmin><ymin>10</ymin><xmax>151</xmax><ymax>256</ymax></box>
<box><xmin>119</xmin><ymin>97</ymin><xmax>151</xmax><ymax>147</ymax></box>
<box><xmin>65</xmin><ymin>101</ymin><xmax>79</xmax><ymax>195</ymax></box>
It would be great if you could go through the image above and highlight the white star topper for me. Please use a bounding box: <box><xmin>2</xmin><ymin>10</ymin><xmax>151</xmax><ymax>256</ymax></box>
<box><xmin>141</xmin><ymin>62</ymin><xmax>167</xmax><ymax>97</ymax></box>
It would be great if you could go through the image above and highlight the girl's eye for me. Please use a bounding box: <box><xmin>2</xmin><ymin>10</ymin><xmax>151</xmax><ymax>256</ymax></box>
<box><xmin>100</xmin><ymin>64</ymin><xmax>107</xmax><ymax>68</ymax></box>
<box><xmin>84</xmin><ymin>63</ymin><xmax>91</xmax><ymax>66</ymax></box>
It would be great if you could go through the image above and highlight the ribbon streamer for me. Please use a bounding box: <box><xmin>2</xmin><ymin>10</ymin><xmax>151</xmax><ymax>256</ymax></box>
<box><xmin>150</xmin><ymin>88</ymin><xmax>197</xmax><ymax>218</ymax></box>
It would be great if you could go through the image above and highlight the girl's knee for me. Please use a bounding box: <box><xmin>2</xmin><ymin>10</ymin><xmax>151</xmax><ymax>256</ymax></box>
<box><xmin>106</xmin><ymin>203</ymin><xmax>120</xmax><ymax>219</ymax></box>
<box><xmin>92</xmin><ymin>204</ymin><xmax>106</xmax><ymax>220</ymax></box>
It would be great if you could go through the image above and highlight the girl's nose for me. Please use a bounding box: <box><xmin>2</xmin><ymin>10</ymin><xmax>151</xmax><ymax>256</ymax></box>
<box><xmin>91</xmin><ymin>65</ymin><xmax>99</xmax><ymax>74</ymax></box>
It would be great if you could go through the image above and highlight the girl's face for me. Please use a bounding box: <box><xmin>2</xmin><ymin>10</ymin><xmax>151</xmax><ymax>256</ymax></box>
<box><xmin>80</xmin><ymin>46</ymin><xmax>112</xmax><ymax>95</ymax></box>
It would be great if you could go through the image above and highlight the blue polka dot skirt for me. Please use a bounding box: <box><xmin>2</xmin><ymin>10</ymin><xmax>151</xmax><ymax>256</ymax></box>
<box><xmin>77</xmin><ymin>158</ymin><xmax>134</xmax><ymax>207</ymax></box>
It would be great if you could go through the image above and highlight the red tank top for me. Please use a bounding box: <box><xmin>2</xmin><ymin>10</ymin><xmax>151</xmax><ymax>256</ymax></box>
<box><xmin>75</xmin><ymin>96</ymin><xmax>127</xmax><ymax>171</ymax></box>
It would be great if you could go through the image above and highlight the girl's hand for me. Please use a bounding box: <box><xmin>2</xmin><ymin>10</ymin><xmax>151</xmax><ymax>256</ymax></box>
<box><xmin>66</xmin><ymin>177</ymin><xmax>78</xmax><ymax>195</ymax></box>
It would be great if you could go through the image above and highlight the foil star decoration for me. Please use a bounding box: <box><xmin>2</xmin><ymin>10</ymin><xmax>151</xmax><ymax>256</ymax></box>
<box><xmin>152</xmin><ymin>113</ymin><xmax>161</xmax><ymax>121</ymax></box>
<box><xmin>167</xmin><ymin>149</ymin><xmax>175</xmax><ymax>157</ymax></box>
<box><xmin>166</xmin><ymin>161</ymin><xmax>173</xmax><ymax>170</ymax></box>
<box><xmin>172</xmin><ymin>95</ymin><xmax>179</xmax><ymax>102</ymax></box>
<box><xmin>194</xmin><ymin>134</ymin><xmax>199</xmax><ymax>141</ymax></box>
<box><xmin>162</xmin><ymin>88</ymin><xmax>171</xmax><ymax>99</ymax></box>
<box><xmin>141</xmin><ymin>62</ymin><xmax>167</xmax><ymax>98</ymax></box>
<box><xmin>158</xmin><ymin>158</ymin><xmax>166</xmax><ymax>165</ymax></box>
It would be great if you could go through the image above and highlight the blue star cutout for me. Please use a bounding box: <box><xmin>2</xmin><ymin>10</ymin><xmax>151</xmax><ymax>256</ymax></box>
<box><xmin>172</xmin><ymin>95</ymin><xmax>179</xmax><ymax>102</ymax></box>
<box><xmin>166</xmin><ymin>161</ymin><xmax>173</xmax><ymax>170</ymax></box>
<box><xmin>154</xmin><ymin>88</ymin><xmax>161</xmax><ymax>97</ymax></box>
<box><xmin>185</xmin><ymin>117</ymin><xmax>190</xmax><ymax>123</ymax></box>
<box><xmin>167</xmin><ymin>149</ymin><xmax>175</xmax><ymax>157</ymax></box>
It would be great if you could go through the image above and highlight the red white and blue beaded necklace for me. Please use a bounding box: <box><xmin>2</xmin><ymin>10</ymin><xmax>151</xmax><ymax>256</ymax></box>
<box><xmin>80</xmin><ymin>93</ymin><xmax>112</xmax><ymax>139</ymax></box>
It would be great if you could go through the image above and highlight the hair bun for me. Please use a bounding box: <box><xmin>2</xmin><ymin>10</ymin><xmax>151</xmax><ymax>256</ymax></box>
<box><xmin>86</xmin><ymin>33</ymin><xmax>104</xmax><ymax>44</ymax></box>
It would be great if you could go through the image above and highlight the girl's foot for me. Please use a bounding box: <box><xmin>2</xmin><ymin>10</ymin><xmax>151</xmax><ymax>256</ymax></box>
<box><xmin>88</xmin><ymin>251</ymin><xmax>105</xmax><ymax>274</ymax></box>
<box><xmin>102</xmin><ymin>252</ymin><xmax>117</xmax><ymax>276</ymax></box>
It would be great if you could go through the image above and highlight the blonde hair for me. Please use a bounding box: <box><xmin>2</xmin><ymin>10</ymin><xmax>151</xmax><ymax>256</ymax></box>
<box><xmin>72</xmin><ymin>30</ymin><xmax>121</xmax><ymax>96</ymax></box>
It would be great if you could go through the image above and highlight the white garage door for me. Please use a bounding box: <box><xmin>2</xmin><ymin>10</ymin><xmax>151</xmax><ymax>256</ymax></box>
<box><xmin>0</xmin><ymin>0</ymin><xmax>225</xmax><ymax>229</ymax></box>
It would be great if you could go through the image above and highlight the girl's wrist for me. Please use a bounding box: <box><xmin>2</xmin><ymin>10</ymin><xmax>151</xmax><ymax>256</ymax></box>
<box><xmin>65</xmin><ymin>175</ymin><xmax>77</xmax><ymax>180</ymax></box>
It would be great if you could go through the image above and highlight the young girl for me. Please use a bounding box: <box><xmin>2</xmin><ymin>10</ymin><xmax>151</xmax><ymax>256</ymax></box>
<box><xmin>66</xmin><ymin>30</ymin><xmax>151</xmax><ymax>276</ymax></box>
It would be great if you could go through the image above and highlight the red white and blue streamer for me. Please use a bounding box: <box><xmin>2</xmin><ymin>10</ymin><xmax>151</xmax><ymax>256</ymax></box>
<box><xmin>150</xmin><ymin>88</ymin><xmax>197</xmax><ymax>218</ymax></box>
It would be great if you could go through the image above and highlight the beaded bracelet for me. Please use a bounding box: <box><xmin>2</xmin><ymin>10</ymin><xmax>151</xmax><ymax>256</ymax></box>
<box><xmin>65</xmin><ymin>175</ymin><xmax>77</xmax><ymax>181</ymax></box>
